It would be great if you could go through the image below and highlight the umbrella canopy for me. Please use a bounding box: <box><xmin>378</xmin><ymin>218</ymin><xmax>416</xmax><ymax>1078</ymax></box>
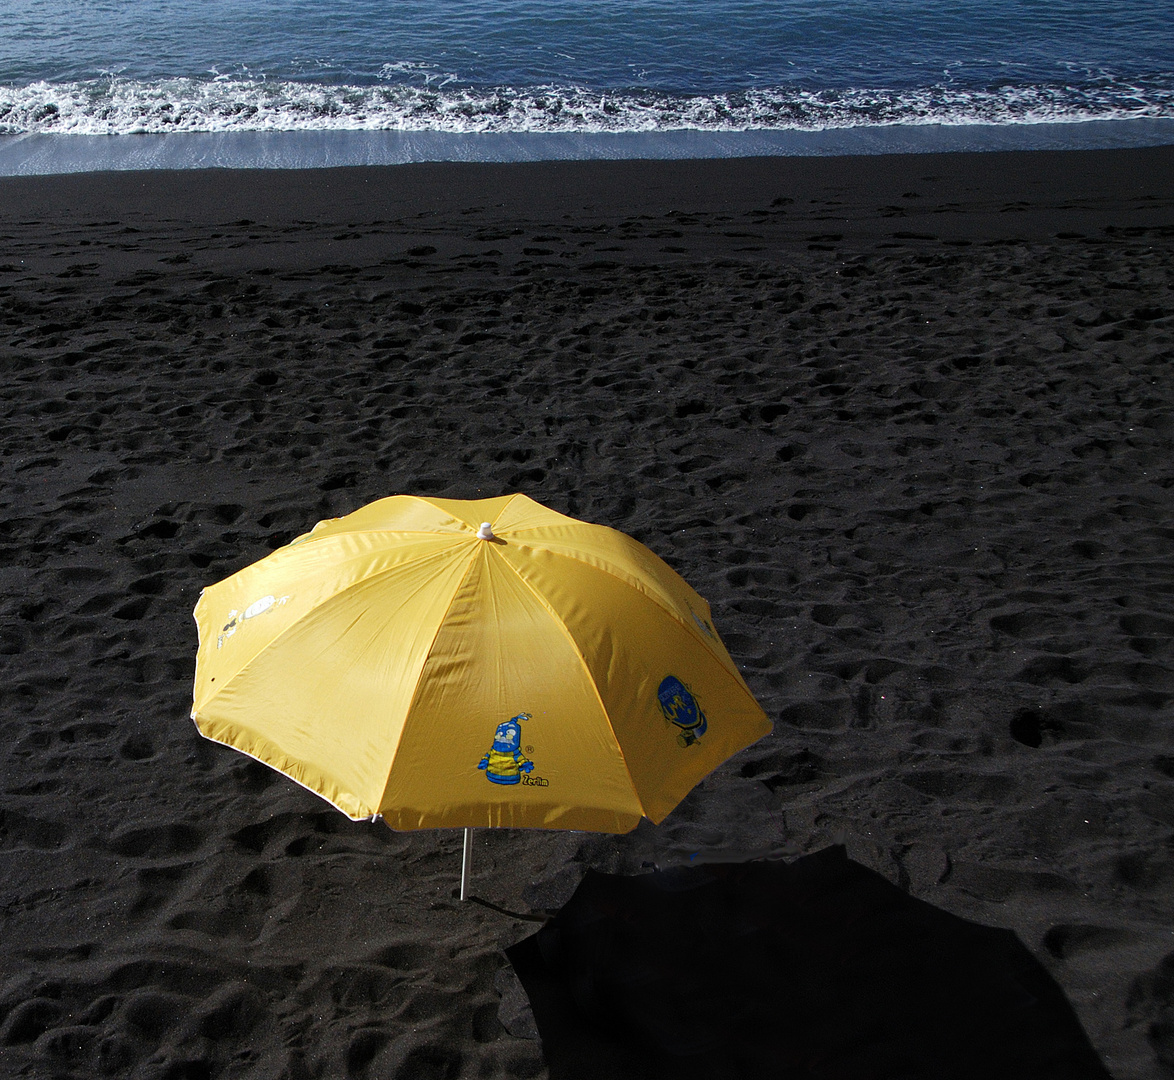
<box><xmin>191</xmin><ymin>493</ymin><xmax>770</xmax><ymax>833</ymax></box>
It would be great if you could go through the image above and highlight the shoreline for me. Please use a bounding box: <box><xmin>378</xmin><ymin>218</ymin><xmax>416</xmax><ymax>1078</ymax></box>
<box><xmin>2</xmin><ymin>116</ymin><xmax>1173</xmax><ymax>176</ymax></box>
<box><xmin>1</xmin><ymin>144</ymin><xmax>1172</xmax><ymax>1079</ymax></box>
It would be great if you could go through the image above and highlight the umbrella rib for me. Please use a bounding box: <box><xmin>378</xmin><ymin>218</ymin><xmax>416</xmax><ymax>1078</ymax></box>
<box><xmin>490</xmin><ymin>549</ymin><xmax>647</xmax><ymax>819</ymax></box>
<box><xmin>528</xmin><ymin>540</ymin><xmax>748</xmax><ymax>687</ymax></box>
<box><xmin>375</xmin><ymin>544</ymin><xmax>484</xmax><ymax>815</ymax></box>
<box><xmin>292</xmin><ymin>527</ymin><xmax>475</xmax><ymax>546</ymax></box>
<box><xmin>197</xmin><ymin>538</ymin><xmax>482</xmax><ymax>821</ymax></box>
<box><xmin>194</xmin><ymin>538</ymin><xmax>473</xmax><ymax>713</ymax></box>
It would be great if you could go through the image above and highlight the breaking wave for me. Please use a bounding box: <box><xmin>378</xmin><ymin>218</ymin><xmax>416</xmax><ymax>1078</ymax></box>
<box><xmin>2</xmin><ymin>75</ymin><xmax>1172</xmax><ymax>137</ymax></box>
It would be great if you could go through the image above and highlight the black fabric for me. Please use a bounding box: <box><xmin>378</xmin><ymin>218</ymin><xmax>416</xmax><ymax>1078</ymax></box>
<box><xmin>506</xmin><ymin>846</ymin><xmax>1110</xmax><ymax>1080</ymax></box>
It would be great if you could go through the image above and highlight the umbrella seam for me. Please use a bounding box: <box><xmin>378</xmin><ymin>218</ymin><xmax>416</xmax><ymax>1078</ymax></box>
<box><xmin>288</xmin><ymin>527</ymin><xmax>478</xmax><ymax>546</ymax></box>
<box><xmin>193</xmin><ymin>540</ymin><xmax>477</xmax><ymax>821</ymax></box>
<box><xmin>510</xmin><ymin>540</ymin><xmax>765</xmax><ymax>697</ymax></box>
<box><xmin>193</xmin><ymin>540</ymin><xmax>474</xmax><ymax>718</ymax></box>
<box><xmin>486</xmin><ymin>491</ymin><xmax>573</xmax><ymax>534</ymax></box>
<box><xmin>297</xmin><ymin>495</ymin><xmax>571</xmax><ymax>542</ymax></box>
<box><xmin>375</xmin><ymin>542</ymin><xmax>484</xmax><ymax>816</ymax></box>
<box><xmin>294</xmin><ymin>492</ymin><xmax>530</xmax><ymax>544</ymax></box>
<box><xmin>489</xmin><ymin>546</ymin><xmax>648</xmax><ymax>822</ymax></box>
<box><xmin>513</xmin><ymin>538</ymin><xmax>748</xmax><ymax>689</ymax></box>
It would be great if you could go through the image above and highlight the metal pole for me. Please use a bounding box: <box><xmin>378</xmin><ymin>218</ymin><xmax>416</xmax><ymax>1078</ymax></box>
<box><xmin>460</xmin><ymin>827</ymin><xmax>473</xmax><ymax>901</ymax></box>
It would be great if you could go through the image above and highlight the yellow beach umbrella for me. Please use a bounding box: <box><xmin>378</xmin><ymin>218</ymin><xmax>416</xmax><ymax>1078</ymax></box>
<box><xmin>192</xmin><ymin>494</ymin><xmax>770</xmax><ymax>893</ymax></box>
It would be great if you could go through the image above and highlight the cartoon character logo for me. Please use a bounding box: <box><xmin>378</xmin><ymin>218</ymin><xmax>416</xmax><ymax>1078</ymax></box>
<box><xmin>657</xmin><ymin>676</ymin><xmax>707</xmax><ymax>747</ymax></box>
<box><xmin>478</xmin><ymin>713</ymin><xmax>534</xmax><ymax>785</ymax></box>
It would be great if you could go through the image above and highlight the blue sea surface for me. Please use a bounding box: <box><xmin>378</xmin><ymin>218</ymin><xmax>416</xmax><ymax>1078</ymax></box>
<box><xmin>1</xmin><ymin>0</ymin><xmax>1172</xmax><ymax>172</ymax></box>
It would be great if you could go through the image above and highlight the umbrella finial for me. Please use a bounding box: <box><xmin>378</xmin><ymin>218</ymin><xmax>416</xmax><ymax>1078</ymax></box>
<box><xmin>476</xmin><ymin>521</ymin><xmax>495</xmax><ymax>540</ymax></box>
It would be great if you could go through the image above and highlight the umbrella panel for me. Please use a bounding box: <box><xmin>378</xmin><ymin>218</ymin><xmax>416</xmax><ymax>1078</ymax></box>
<box><xmin>382</xmin><ymin>542</ymin><xmax>644</xmax><ymax>832</ymax></box>
<box><xmin>492</xmin><ymin>539</ymin><xmax>768</xmax><ymax>825</ymax></box>
<box><xmin>194</xmin><ymin>536</ymin><xmax>475</xmax><ymax>819</ymax></box>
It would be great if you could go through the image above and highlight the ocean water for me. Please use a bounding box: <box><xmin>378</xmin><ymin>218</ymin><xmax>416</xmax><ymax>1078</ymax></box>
<box><xmin>1</xmin><ymin>0</ymin><xmax>1172</xmax><ymax>172</ymax></box>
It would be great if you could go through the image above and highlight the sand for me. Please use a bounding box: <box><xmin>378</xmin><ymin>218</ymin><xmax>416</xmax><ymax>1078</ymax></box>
<box><xmin>0</xmin><ymin>145</ymin><xmax>1172</xmax><ymax>1080</ymax></box>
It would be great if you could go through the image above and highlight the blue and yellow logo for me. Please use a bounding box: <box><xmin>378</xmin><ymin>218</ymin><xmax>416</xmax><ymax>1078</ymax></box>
<box><xmin>657</xmin><ymin>676</ymin><xmax>708</xmax><ymax>747</ymax></box>
<box><xmin>478</xmin><ymin>713</ymin><xmax>538</xmax><ymax>785</ymax></box>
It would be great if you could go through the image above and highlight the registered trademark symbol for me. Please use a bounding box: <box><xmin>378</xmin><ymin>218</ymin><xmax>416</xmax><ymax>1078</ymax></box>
<box><xmin>525</xmin><ymin>745</ymin><xmax>534</xmax><ymax>754</ymax></box>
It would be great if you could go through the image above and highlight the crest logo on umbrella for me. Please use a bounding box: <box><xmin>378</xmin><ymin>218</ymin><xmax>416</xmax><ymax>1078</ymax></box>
<box><xmin>657</xmin><ymin>675</ymin><xmax>708</xmax><ymax>747</ymax></box>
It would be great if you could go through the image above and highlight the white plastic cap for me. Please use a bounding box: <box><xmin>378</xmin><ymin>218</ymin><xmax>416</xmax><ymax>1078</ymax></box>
<box><xmin>476</xmin><ymin>521</ymin><xmax>495</xmax><ymax>540</ymax></box>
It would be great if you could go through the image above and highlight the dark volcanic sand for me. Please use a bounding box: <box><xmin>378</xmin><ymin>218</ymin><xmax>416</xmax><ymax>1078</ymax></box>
<box><xmin>0</xmin><ymin>146</ymin><xmax>1172</xmax><ymax>1079</ymax></box>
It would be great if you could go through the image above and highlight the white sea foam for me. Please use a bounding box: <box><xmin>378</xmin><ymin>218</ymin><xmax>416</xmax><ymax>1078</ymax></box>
<box><xmin>1</xmin><ymin>76</ymin><xmax>1172</xmax><ymax>137</ymax></box>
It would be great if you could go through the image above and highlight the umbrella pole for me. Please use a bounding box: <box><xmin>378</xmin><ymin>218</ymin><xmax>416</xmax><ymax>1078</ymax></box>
<box><xmin>460</xmin><ymin>827</ymin><xmax>473</xmax><ymax>901</ymax></box>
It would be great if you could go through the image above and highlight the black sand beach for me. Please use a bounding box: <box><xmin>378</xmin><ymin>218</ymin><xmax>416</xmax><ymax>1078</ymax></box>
<box><xmin>1</xmin><ymin>145</ymin><xmax>1173</xmax><ymax>1079</ymax></box>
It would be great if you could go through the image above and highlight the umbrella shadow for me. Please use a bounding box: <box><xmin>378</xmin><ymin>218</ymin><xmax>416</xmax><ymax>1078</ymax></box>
<box><xmin>505</xmin><ymin>845</ymin><xmax>1110</xmax><ymax>1080</ymax></box>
